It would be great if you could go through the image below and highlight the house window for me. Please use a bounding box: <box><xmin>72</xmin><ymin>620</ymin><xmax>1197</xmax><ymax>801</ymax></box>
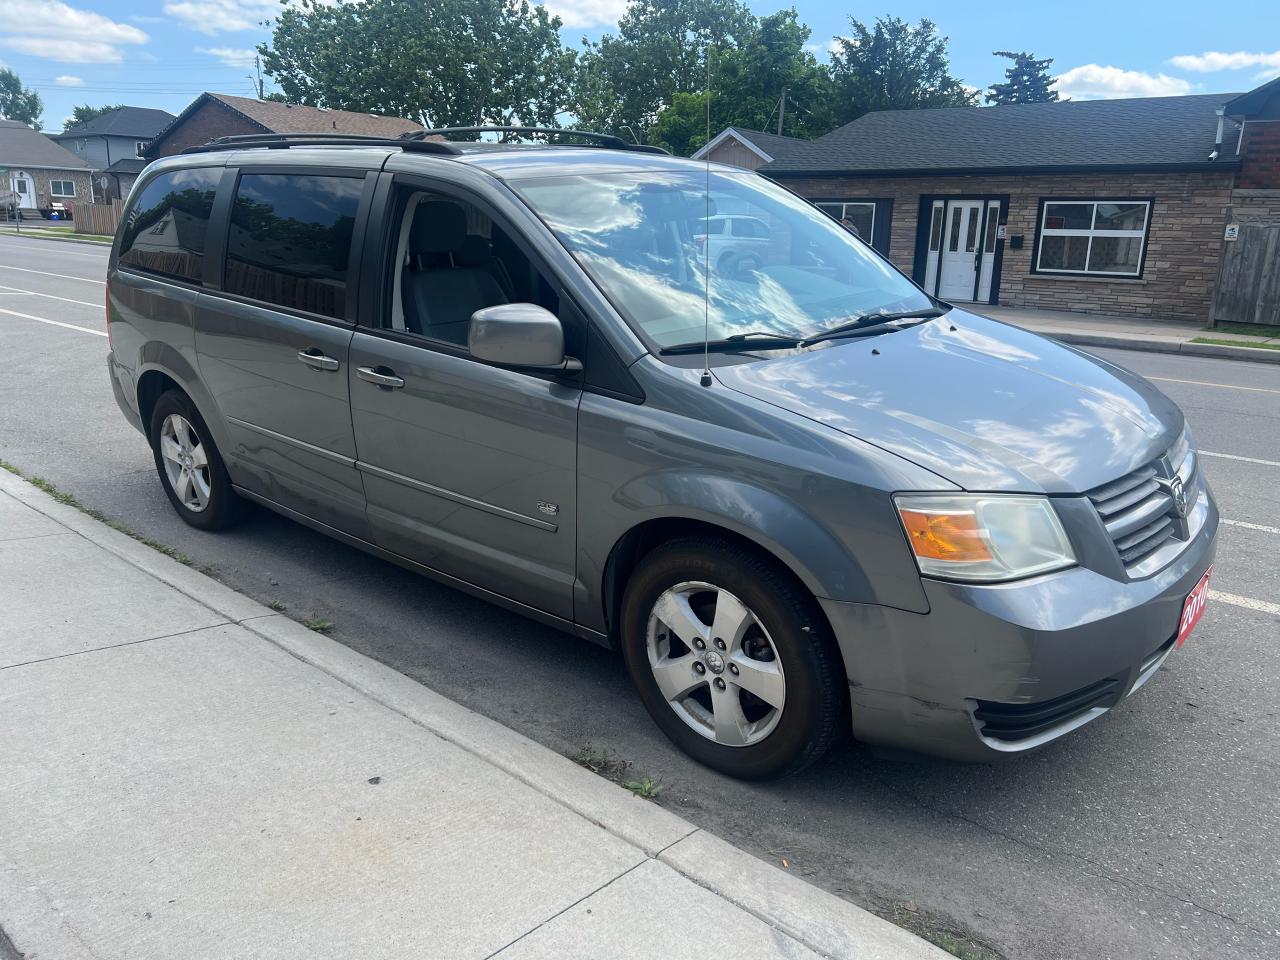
<box><xmin>136</xmin><ymin>141</ymin><xmax>148</xmax><ymax>158</ymax></box>
<box><xmin>1035</xmin><ymin>199</ymin><xmax>1151</xmax><ymax>277</ymax></box>
<box><xmin>815</xmin><ymin>201</ymin><xmax>875</xmax><ymax>241</ymax></box>
<box><xmin>50</xmin><ymin>180</ymin><xmax>76</xmax><ymax>198</ymax></box>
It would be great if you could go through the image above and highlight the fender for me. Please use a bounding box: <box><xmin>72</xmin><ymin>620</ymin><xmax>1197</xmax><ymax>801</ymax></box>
<box><xmin>135</xmin><ymin>341</ymin><xmax>233</xmax><ymax>460</ymax></box>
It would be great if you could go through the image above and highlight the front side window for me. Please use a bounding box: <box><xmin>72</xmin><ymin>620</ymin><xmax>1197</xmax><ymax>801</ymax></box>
<box><xmin>50</xmin><ymin>180</ymin><xmax>75</xmax><ymax>198</ymax></box>
<box><xmin>119</xmin><ymin>167</ymin><xmax>220</xmax><ymax>284</ymax></box>
<box><xmin>1035</xmin><ymin>199</ymin><xmax>1151</xmax><ymax>277</ymax></box>
<box><xmin>514</xmin><ymin>171</ymin><xmax>929</xmax><ymax>350</ymax></box>
<box><xmin>224</xmin><ymin>173</ymin><xmax>363</xmax><ymax>320</ymax></box>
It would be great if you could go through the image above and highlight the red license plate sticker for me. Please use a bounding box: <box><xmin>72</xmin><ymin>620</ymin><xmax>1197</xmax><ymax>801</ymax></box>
<box><xmin>1176</xmin><ymin>568</ymin><xmax>1212</xmax><ymax>648</ymax></box>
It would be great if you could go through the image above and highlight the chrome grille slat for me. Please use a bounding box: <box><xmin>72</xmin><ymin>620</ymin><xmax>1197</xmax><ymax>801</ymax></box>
<box><xmin>1103</xmin><ymin>490</ymin><xmax>1174</xmax><ymax>541</ymax></box>
<box><xmin>1116</xmin><ymin>516</ymin><xmax>1175</xmax><ymax>562</ymax></box>
<box><xmin>1087</xmin><ymin>467</ymin><xmax>1157</xmax><ymax>514</ymax></box>
<box><xmin>1086</xmin><ymin>444</ymin><xmax>1194</xmax><ymax>575</ymax></box>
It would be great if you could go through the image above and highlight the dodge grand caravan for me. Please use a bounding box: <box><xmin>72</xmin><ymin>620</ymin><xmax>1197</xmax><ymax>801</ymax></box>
<box><xmin>106</xmin><ymin>129</ymin><xmax>1217</xmax><ymax>779</ymax></box>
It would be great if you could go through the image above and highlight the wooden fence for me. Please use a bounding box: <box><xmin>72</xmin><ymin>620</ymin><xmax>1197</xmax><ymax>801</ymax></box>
<box><xmin>1212</xmin><ymin>221</ymin><xmax>1280</xmax><ymax>326</ymax></box>
<box><xmin>70</xmin><ymin>200</ymin><xmax>125</xmax><ymax>236</ymax></box>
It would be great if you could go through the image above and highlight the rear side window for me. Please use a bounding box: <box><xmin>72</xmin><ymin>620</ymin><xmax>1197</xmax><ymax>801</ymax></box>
<box><xmin>224</xmin><ymin>173</ymin><xmax>363</xmax><ymax>320</ymax></box>
<box><xmin>119</xmin><ymin>168</ymin><xmax>219</xmax><ymax>284</ymax></box>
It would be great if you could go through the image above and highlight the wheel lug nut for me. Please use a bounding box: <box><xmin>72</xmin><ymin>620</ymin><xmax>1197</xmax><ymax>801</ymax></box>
<box><xmin>693</xmin><ymin>662</ymin><xmax>705</xmax><ymax>674</ymax></box>
<box><xmin>694</xmin><ymin>638</ymin><xmax>705</xmax><ymax>650</ymax></box>
<box><xmin>714</xmin><ymin>638</ymin><xmax>726</xmax><ymax>650</ymax></box>
<box><xmin>714</xmin><ymin>677</ymin><xmax>726</xmax><ymax>690</ymax></box>
<box><xmin>729</xmin><ymin>663</ymin><xmax>739</xmax><ymax>675</ymax></box>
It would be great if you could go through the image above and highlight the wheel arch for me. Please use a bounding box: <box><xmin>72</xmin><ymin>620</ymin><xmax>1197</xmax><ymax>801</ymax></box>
<box><xmin>134</xmin><ymin>344</ymin><xmax>230</xmax><ymax>455</ymax></box>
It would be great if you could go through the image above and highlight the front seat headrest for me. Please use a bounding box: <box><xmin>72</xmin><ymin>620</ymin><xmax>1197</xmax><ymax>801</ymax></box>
<box><xmin>410</xmin><ymin>201</ymin><xmax>467</xmax><ymax>254</ymax></box>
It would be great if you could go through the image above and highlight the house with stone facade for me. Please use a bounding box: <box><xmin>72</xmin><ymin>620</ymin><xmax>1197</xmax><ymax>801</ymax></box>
<box><xmin>50</xmin><ymin>106</ymin><xmax>174</xmax><ymax>201</ymax></box>
<box><xmin>711</xmin><ymin>78</ymin><xmax>1279</xmax><ymax>325</ymax></box>
<box><xmin>0</xmin><ymin>120</ymin><xmax>93</xmax><ymax>219</ymax></box>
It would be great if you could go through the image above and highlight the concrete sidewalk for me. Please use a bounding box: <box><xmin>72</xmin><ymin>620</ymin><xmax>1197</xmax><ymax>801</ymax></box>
<box><xmin>983</xmin><ymin>304</ymin><xmax>1280</xmax><ymax>364</ymax></box>
<box><xmin>0</xmin><ymin>469</ymin><xmax>945</xmax><ymax>960</ymax></box>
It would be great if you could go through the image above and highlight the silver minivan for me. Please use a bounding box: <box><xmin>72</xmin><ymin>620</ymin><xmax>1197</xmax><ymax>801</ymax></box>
<box><xmin>107</xmin><ymin>130</ymin><xmax>1217</xmax><ymax>778</ymax></box>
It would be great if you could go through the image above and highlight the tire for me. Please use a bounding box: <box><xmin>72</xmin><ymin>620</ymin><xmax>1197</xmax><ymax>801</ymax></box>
<box><xmin>149</xmin><ymin>390</ymin><xmax>252</xmax><ymax>531</ymax></box>
<box><xmin>620</xmin><ymin>536</ymin><xmax>845</xmax><ymax>779</ymax></box>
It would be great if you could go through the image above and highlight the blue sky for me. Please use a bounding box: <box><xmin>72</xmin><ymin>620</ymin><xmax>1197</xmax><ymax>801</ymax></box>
<box><xmin>2</xmin><ymin>0</ymin><xmax>1278</xmax><ymax>131</ymax></box>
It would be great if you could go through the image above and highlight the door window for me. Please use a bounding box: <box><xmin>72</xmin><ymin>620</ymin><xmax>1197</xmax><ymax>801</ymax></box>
<box><xmin>732</xmin><ymin>217</ymin><xmax>768</xmax><ymax>238</ymax></box>
<box><xmin>964</xmin><ymin>207</ymin><xmax>979</xmax><ymax>252</ymax></box>
<box><xmin>119</xmin><ymin>167</ymin><xmax>220</xmax><ymax>284</ymax></box>
<box><xmin>224</xmin><ymin>173</ymin><xmax>363</xmax><ymax>320</ymax></box>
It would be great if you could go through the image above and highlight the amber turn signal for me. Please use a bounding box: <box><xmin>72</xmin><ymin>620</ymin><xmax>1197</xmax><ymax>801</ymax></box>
<box><xmin>899</xmin><ymin>508</ymin><xmax>993</xmax><ymax>563</ymax></box>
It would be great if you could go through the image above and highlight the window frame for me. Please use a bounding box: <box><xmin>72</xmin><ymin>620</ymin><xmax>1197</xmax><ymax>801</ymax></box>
<box><xmin>813</xmin><ymin>200</ymin><xmax>876</xmax><ymax>240</ymax></box>
<box><xmin>1031</xmin><ymin>197</ymin><xmax>1154</xmax><ymax>280</ymax></box>
<box><xmin>49</xmin><ymin>179</ymin><xmax>76</xmax><ymax>198</ymax></box>
<box><xmin>116</xmin><ymin>165</ymin><xmax>224</xmax><ymax>289</ymax></box>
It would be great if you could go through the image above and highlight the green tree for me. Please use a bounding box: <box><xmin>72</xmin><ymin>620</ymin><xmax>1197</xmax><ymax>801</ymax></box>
<box><xmin>260</xmin><ymin>0</ymin><xmax>576</xmax><ymax>128</ymax></box>
<box><xmin>64</xmin><ymin>104</ymin><xmax>125</xmax><ymax>131</ymax></box>
<box><xmin>0</xmin><ymin>69</ymin><xmax>43</xmax><ymax>130</ymax></box>
<box><xmin>828</xmin><ymin>16</ymin><xmax>976</xmax><ymax>126</ymax></box>
<box><xmin>573</xmin><ymin>0</ymin><xmax>756</xmax><ymax>140</ymax></box>
<box><xmin>986</xmin><ymin>51</ymin><xmax>1059</xmax><ymax>105</ymax></box>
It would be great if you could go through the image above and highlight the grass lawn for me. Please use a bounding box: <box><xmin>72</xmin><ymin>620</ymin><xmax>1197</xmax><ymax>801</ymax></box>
<box><xmin>1191</xmin><ymin>337</ymin><xmax>1280</xmax><ymax>351</ymax></box>
<box><xmin>0</xmin><ymin>224</ymin><xmax>111</xmax><ymax>243</ymax></box>
<box><xmin>1205</xmin><ymin>321</ymin><xmax>1280</xmax><ymax>338</ymax></box>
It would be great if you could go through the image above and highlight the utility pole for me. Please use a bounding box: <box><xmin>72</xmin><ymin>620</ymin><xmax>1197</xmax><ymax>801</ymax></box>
<box><xmin>249</xmin><ymin>56</ymin><xmax>265</xmax><ymax>99</ymax></box>
<box><xmin>777</xmin><ymin>86</ymin><xmax>786</xmax><ymax>136</ymax></box>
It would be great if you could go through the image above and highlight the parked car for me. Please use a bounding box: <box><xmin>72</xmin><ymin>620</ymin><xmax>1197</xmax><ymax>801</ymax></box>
<box><xmin>693</xmin><ymin>213</ymin><xmax>772</xmax><ymax>272</ymax></box>
<box><xmin>106</xmin><ymin>130</ymin><xmax>1218</xmax><ymax>779</ymax></box>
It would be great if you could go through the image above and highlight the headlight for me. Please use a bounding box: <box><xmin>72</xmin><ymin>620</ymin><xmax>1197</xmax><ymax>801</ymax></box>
<box><xmin>894</xmin><ymin>494</ymin><xmax>1076</xmax><ymax>582</ymax></box>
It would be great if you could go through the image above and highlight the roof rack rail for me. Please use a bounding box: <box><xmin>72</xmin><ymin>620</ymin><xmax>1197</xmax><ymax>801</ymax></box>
<box><xmin>406</xmin><ymin>126</ymin><xmax>670</xmax><ymax>155</ymax></box>
<box><xmin>183</xmin><ymin>132</ymin><xmax>460</xmax><ymax>155</ymax></box>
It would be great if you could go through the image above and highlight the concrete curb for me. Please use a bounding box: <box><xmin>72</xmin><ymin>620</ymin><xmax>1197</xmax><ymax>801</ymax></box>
<box><xmin>0</xmin><ymin>468</ymin><xmax>950</xmax><ymax>960</ymax></box>
<box><xmin>0</xmin><ymin>228</ymin><xmax>111</xmax><ymax>248</ymax></box>
<box><xmin>1038</xmin><ymin>330</ymin><xmax>1280</xmax><ymax>365</ymax></box>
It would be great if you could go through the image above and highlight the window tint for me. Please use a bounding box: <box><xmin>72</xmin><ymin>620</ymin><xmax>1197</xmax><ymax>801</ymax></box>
<box><xmin>119</xmin><ymin>167</ymin><xmax>220</xmax><ymax>284</ymax></box>
<box><xmin>224</xmin><ymin>174</ymin><xmax>363</xmax><ymax>319</ymax></box>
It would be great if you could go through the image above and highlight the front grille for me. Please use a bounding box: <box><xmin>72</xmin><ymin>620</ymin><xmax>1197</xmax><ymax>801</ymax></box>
<box><xmin>1086</xmin><ymin>448</ymin><xmax>1196</xmax><ymax>574</ymax></box>
<box><xmin>974</xmin><ymin>677</ymin><xmax>1122</xmax><ymax>742</ymax></box>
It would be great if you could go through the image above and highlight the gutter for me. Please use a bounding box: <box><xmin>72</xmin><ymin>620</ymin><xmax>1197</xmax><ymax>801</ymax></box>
<box><xmin>765</xmin><ymin>160</ymin><xmax>1244</xmax><ymax>178</ymax></box>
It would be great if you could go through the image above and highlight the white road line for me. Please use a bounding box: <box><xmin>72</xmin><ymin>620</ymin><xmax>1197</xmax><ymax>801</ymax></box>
<box><xmin>1148</xmin><ymin>376</ymin><xmax>1280</xmax><ymax>396</ymax></box>
<box><xmin>0</xmin><ymin>283</ymin><xmax>101</xmax><ymax>308</ymax></box>
<box><xmin>1208</xmin><ymin>590</ymin><xmax>1280</xmax><ymax>617</ymax></box>
<box><xmin>1200</xmin><ymin>451</ymin><xmax>1280</xmax><ymax>468</ymax></box>
<box><xmin>0</xmin><ymin>305</ymin><xmax>106</xmax><ymax>337</ymax></box>
<box><xmin>1221</xmin><ymin>518</ymin><xmax>1280</xmax><ymax>535</ymax></box>
<box><xmin>0</xmin><ymin>264</ymin><xmax>105</xmax><ymax>284</ymax></box>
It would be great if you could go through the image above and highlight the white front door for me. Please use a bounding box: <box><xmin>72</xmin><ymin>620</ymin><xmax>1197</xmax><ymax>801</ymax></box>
<box><xmin>10</xmin><ymin>171</ymin><xmax>36</xmax><ymax>209</ymax></box>
<box><xmin>937</xmin><ymin>200</ymin><xmax>983</xmax><ymax>301</ymax></box>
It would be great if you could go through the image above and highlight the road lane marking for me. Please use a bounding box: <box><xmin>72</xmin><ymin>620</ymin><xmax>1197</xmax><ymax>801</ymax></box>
<box><xmin>1221</xmin><ymin>518</ymin><xmax>1280</xmax><ymax>535</ymax></box>
<box><xmin>1208</xmin><ymin>590</ymin><xmax>1280</xmax><ymax>617</ymax></box>
<box><xmin>0</xmin><ymin>264</ymin><xmax>105</xmax><ymax>284</ymax></box>
<box><xmin>1200</xmin><ymin>451</ymin><xmax>1280</xmax><ymax>468</ymax></box>
<box><xmin>0</xmin><ymin>305</ymin><xmax>105</xmax><ymax>337</ymax></box>
<box><xmin>1148</xmin><ymin>376</ymin><xmax>1280</xmax><ymax>396</ymax></box>
<box><xmin>0</xmin><ymin>283</ymin><xmax>101</xmax><ymax>308</ymax></box>
<box><xmin>0</xmin><ymin>238</ymin><xmax>108</xmax><ymax>260</ymax></box>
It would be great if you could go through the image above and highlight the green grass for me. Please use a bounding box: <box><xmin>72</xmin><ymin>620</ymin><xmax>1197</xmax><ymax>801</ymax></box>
<box><xmin>0</xmin><ymin>459</ymin><xmax>193</xmax><ymax>564</ymax></box>
<box><xmin>268</xmin><ymin>599</ymin><xmax>287</xmax><ymax>612</ymax></box>
<box><xmin>0</xmin><ymin>224</ymin><xmax>111</xmax><ymax>242</ymax></box>
<box><xmin>1204</xmin><ymin>321</ymin><xmax>1280</xmax><ymax>338</ymax></box>
<box><xmin>1191</xmin><ymin>337</ymin><xmax>1280</xmax><ymax>351</ymax></box>
<box><xmin>570</xmin><ymin>744</ymin><xmax>664</xmax><ymax>801</ymax></box>
<box><xmin>302</xmin><ymin>618</ymin><xmax>334</xmax><ymax>633</ymax></box>
<box><xmin>880</xmin><ymin>902</ymin><xmax>1005</xmax><ymax>960</ymax></box>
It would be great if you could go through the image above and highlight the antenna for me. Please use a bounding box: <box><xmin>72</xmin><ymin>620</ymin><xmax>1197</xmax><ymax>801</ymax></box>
<box><xmin>699</xmin><ymin>43</ymin><xmax>714</xmax><ymax>388</ymax></box>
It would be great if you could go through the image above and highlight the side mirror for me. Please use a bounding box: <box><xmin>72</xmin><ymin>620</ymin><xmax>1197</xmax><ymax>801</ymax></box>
<box><xmin>469</xmin><ymin>303</ymin><xmax>582</xmax><ymax>373</ymax></box>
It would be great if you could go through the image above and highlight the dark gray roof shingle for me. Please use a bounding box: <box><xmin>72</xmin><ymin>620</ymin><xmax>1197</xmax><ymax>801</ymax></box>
<box><xmin>58</xmin><ymin>106</ymin><xmax>176</xmax><ymax>139</ymax></box>
<box><xmin>722</xmin><ymin>127</ymin><xmax>807</xmax><ymax>161</ymax></box>
<box><xmin>763</xmin><ymin>93</ymin><xmax>1241</xmax><ymax>175</ymax></box>
<box><xmin>0</xmin><ymin>120</ymin><xmax>92</xmax><ymax>170</ymax></box>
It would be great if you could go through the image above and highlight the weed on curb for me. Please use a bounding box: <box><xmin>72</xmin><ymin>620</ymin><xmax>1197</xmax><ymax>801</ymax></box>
<box><xmin>302</xmin><ymin>618</ymin><xmax>334</xmax><ymax>633</ymax></box>
<box><xmin>0</xmin><ymin>459</ymin><xmax>193</xmax><ymax>564</ymax></box>
<box><xmin>880</xmin><ymin>901</ymin><xmax>1005</xmax><ymax>960</ymax></box>
<box><xmin>569</xmin><ymin>744</ymin><xmax>664</xmax><ymax>801</ymax></box>
<box><xmin>268</xmin><ymin>599</ymin><xmax>287</xmax><ymax>612</ymax></box>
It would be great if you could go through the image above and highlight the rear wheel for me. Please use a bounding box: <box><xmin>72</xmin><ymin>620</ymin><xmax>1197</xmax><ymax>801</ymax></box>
<box><xmin>620</xmin><ymin>537</ymin><xmax>845</xmax><ymax>779</ymax></box>
<box><xmin>149</xmin><ymin>390</ymin><xmax>251</xmax><ymax>530</ymax></box>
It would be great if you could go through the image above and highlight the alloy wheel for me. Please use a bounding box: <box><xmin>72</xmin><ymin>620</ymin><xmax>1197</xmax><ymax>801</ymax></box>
<box><xmin>159</xmin><ymin>413</ymin><xmax>211</xmax><ymax>513</ymax></box>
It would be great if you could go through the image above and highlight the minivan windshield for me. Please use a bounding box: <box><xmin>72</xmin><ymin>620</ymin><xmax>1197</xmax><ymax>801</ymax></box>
<box><xmin>512</xmin><ymin>170</ymin><xmax>933</xmax><ymax>350</ymax></box>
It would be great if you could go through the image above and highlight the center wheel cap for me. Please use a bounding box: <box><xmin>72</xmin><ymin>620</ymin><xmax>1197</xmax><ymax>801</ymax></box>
<box><xmin>703</xmin><ymin>650</ymin><xmax>725</xmax><ymax>674</ymax></box>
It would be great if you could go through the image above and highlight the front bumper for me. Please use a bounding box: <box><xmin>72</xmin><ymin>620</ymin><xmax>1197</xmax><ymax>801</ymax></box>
<box><xmin>823</xmin><ymin>484</ymin><xmax>1218</xmax><ymax>762</ymax></box>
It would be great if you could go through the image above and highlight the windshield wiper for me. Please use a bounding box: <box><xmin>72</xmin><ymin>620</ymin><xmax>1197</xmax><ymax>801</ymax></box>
<box><xmin>660</xmin><ymin>330</ymin><xmax>803</xmax><ymax>355</ymax></box>
<box><xmin>799</xmin><ymin>307</ymin><xmax>950</xmax><ymax>347</ymax></box>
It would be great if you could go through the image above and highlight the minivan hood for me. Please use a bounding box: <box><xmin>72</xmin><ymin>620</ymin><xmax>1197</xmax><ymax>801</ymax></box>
<box><xmin>712</xmin><ymin>311</ymin><xmax>1182</xmax><ymax>493</ymax></box>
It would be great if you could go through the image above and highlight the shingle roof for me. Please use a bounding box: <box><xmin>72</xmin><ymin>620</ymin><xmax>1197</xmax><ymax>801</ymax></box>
<box><xmin>763</xmin><ymin>93</ymin><xmax>1242</xmax><ymax>176</ymax></box>
<box><xmin>0</xmin><ymin>120</ymin><xmax>92</xmax><ymax>170</ymax></box>
<box><xmin>57</xmin><ymin>106</ymin><xmax>175</xmax><ymax>139</ymax></box>
<box><xmin>728</xmin><ymin>127</ymin><xmax>807</xmax><ymax>160</ymax></box>
<box><xmin>207</xmin><ymin>93</ymin><xmax>423</xmax><ymax>138</ymax></box>
<box><xmin>105</xmin><ymin>157</ymin><xmax>147</xmax><ymax>175</ymax></box>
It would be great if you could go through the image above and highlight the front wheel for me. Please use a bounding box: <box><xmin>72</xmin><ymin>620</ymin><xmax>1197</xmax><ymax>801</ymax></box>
<box><xmin>620</xmin><ymin>537</ymin><xmax>846</xmax><ymax>779</ymax></box>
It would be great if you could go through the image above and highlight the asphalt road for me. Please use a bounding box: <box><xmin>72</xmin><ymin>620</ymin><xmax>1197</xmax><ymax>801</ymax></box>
<box><xmin>2</xmin><ymin>232</ymin><xmax>1277</xmax><ymax>960</ymax></box>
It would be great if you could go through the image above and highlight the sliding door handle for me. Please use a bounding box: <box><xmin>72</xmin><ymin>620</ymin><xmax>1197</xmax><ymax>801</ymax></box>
<box><xmin>356</xmin><ymin>365</ymin><xmax>405</xmax><ymax>389</ymax></box>
<box><xmin>298</xmin><ymin>349</ymin><xmax>340</xmax><ymax>371</ymax></box>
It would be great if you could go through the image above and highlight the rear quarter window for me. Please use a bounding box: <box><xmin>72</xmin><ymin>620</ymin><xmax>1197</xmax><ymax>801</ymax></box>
<box><xmin>118</xmin><ymin>168</ymin><xmax>220</xmax><ymax>284</ymax></box>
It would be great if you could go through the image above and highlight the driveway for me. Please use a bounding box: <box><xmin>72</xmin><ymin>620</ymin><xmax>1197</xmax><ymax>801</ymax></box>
<box><xmin>1</xmin><ymin>232</ymin><xmax>1277</xmax><ymax>960</ymax></box>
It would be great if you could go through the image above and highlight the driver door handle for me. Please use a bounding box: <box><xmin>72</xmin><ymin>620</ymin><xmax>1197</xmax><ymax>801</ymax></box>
<box><xmin>297</xmin><ymin>349</ymin><xmax>340</xmax><ymax>372</ymax></box>
<box><xmin>356</xmin><ymin>366</ymin><xmax>405</xmax><ymax>389</ymax></box>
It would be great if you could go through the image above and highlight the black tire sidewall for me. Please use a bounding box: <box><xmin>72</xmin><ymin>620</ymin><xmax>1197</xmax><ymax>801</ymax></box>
<box><xmin>149</xmin><ymin>391</ymin><xmax>244</xmax><ymax>530</ymax></box>
<box><xmin>620</xmin><ymin>538</ymin><xmax>843</xmax><ymax>780</ymax></box>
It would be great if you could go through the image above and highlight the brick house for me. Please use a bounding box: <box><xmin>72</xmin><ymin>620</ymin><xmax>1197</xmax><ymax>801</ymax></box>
<box><xmin>50</xmin><ymin>106</ymin><xmax>174</xmax><ymax>200</ymax></box>
<box><xmin>0</xmin><ymin>119</ymin><xmax>93</xmax><ymax>219</ymax></box>
<box><xmin>692</xmin><ymin>127</ymin><xmax>807</xmax><ymax>172</ymax></box>
<box><xmin>145</xmin><ymin>93</ymin><xmax>424</xmax><ymax>160</ymax></box>
<box><xmin>721</xmin><ymin>79</ymin><xmax>1280</xmax><ymax>324</ymax></box>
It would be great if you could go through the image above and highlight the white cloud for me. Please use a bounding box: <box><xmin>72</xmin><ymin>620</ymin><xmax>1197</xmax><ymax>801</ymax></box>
<box><xmin>542</xmin><ymin>0</ymin><xmax>627</xmax><ymax>28</ymax></box>
<box><xmin>0</xmin><ymin>0</ymin><xmax>148</xmax><ymax>63</ymax></box>
<box><xmin>163</xmin><ymin>0</ymin><xmax>278</xmax><ymax>34</ymax></box>
<box><xmin>1053</xmin><ymin>64</ymin><xmax>1192</xmax><ymax>101</ymax></box>
<box><xmin>1169</xmin><ymin>50</ymin><xmax>1280</xmax><ymax>73</ymax></box>
<box><xmin>54</xmin><ymin>74</ymin><xmax>84</xmax><ymax>86</ymax></box>
<box><xmin>197</xmin><ymin>45</ymin><xmax>258</xmax><ymax>68</ymax></box>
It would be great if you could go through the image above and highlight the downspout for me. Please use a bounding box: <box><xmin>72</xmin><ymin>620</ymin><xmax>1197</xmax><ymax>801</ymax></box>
<box><xmin>1209</xmin><ymin>108</ymin><xmax>1224</xmax><ymax>160</ymax></box>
